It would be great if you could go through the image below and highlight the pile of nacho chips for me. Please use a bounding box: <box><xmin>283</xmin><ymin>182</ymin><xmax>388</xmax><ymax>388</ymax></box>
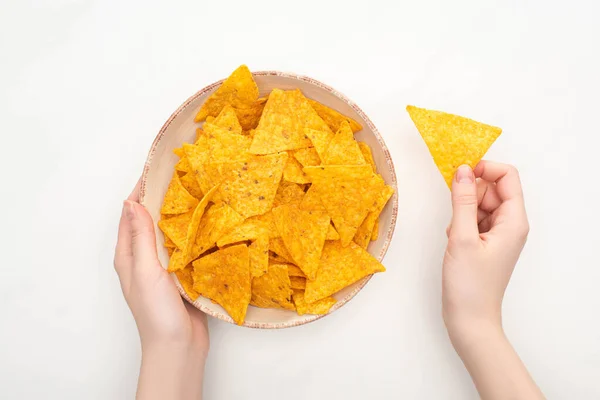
<box><xmin>159</xmin><ymin>65</ymin><xmax>393</xmax><ymax>325</ymax></box>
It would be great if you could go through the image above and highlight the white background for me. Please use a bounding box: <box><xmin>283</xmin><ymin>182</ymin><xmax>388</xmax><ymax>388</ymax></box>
<box><xmin>1</xmin><ymin>0</ymin><xmax>599</xmax><ymax>398</ymax></box>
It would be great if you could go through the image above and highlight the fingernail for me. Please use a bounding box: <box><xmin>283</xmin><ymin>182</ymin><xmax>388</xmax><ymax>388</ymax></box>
<box><xmin>124</xmin><ymin>201</ymin><xmax>136</xmax><ymax>221</ymax></box>
<box><xmin>456</xmin><ymin>165</ymin><xmax>474</xmax><ymax>184</ymax></box>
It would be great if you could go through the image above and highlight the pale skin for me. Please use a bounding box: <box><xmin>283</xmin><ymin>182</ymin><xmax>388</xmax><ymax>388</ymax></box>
<box><xmin>114</xmin><ymin>160</ymin><xmax>543</xmax><ymax>399</ymax></box>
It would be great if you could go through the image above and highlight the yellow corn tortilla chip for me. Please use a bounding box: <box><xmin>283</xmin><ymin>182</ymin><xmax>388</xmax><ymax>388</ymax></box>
<box><xmin>160</xmin><ymin>172</ymin><xmax>199</xmax><ymax>215</ymax></box>
<box><xmin>173</xmin><ymin>147</ymin><xmax>185</xmax><ymax>158</ymax></box>
<box><xmin>353</xmin><ymin>184</ymin><xmax>394</xmax><ymax>248</ymax></box>
<box><xmin>203</xmin><ymin>153</ymin><xmax>288</xmax><ymax>218</ymax></box>
<box><xmin>293</xmin><ymin>147</ymin><xmax>321</xmax><ymax>167</ymax></box>
<box><xmin>174</xmin><ymin>265</ymin><xmax>200</xmax><ymax>301</ymax></box>
<box><xmin>283</xmin><ymin>154</ymin><xmax>311</xmax><ymax>184</ymax></box>
<box><xmin>371</xmin><ymin>220</ymin><xmax>379</xmax><ymax>241</ymax></box>
<box><xmin>158</xmin><ymin>210</ymin><xmax>194</xmax><ymax>249</ymax></box>
<box><xmin>272</xmin><ymin>204</ymin><xmax>330</xmax><ymax>280</ymax></box>
<box><xmin>304</xmin><ymin>241</ymin><xmax>386</xmax><ymax>303</ymax></box>
<box><xmin>187</xmin><ymin>202</ymin><xmax>245</xmax><ymax>262</ymax></box>
<box><xmin>326</xmin><ymin>224</ymin><xmax>340</xmax><ymax>241</ymax></box>
<box><xmin>269</xmin><ymin>237</ymin><xmax>294</xmax><ymax>264</ymax></box>
<box><xmin>289</xmin><ymin>276</ymin><xmax>306</xmax><ymax>290</ymax></box>
<box><xmin>180</xmin><ymin>186</ymin><xmax>219</xmax><ymax>267</ymax></box>
<box><xmin>195</xmin><ymin>65</ymin><xmax>259</xmax><ymax>122</ymax></box>
<box><xmin>293</xmin><ymin>290</ymin><xmax>336</xmax><ymax>316</ymax></box>
<box><xmin>234</xmin><ymin>97</ymin><xmax>267</xmax><ymax>131</ymax></box>
<box><xmin>192</xmin><ymin>244</ymin><xmax>251</xmax><ymax>325</ymax></box>
<box><xmin>305</xmin><ymin>128</ymin><xmax>334</xmax><ymax>161</ymax></box>
<box><xmin>195</xmin><ymin>128</ymin><xmax>204</xmax><ymax>142</ymax></box>
<box><xmin>309</xmin><ymin>171</ymin><xmax>386</xmax><ymax>246</ymax></box>
<box><xmin>299</xmin><ymin>184</ymin><xmax>326</xmax><ymax>212</ymax></box>
<box><xmin>164</xmin><ymin>235</ymin><xmax>176</xmax><ymax>248</ymax></box>
<box><xmin>249</xmin><ymin>89</ymin><xmax>331</xmax><ymax>154</ymax></box>
<box><xmin>308</xmin><ymin>99</ymin><xmax>362</xmax><ymax>133</ymax></box>
<box><xmin>323</xmin><ymin>121</ymin><xmax>366</xmax><ymax>165</ymax></box>
<box><xmin>248</xmin><ymin>234</ymin><xmax>269</xmax><ymax>278</ymax></box>
<box><xmin>201</xmin><ymin>123</ymin><xmax>252</xmax><ymax>162</ymax></box>
<box><xmin>272</xmin><ymin>181</ymin><xmax>305</xmax><ymax>208</ymax></box>
<box><xmin>358</xmin><ymin>142</ymin><xmax>377</xmax><ymax>173</ymax></box>
<box><xmin>287</xmin><ymin>264</ymin><xmax>307</xmax><ymax>278</ymax></box>
<box><xmin>406</xmin><ymin>105</ymin><xmax>502</xmax><ymax>188</ymax></box>
<box><xmin>183</xmin><ymin>143</ymin><xmax>211</xmax><ymax>194</ymax></box>
<box><xmin>303</xmin><ymin>164</ymin><xmax>372</xmax><ymax>181</ymax></box>
<box><xmin>175</xmin><ymin>157</ymin><xmax>192</xmax><ymax>174</ymax></box>
<box><xmin>269</xmin><ymin>251</ymin><xmax>289</xmax><ymax>264</ymax></box>
<box><xmin>216</xmin><ymin>217</ymin><xmax>270</xmax><ymax>247</ymax></box>
<box><xmin>179</xmin><ymin>172</ymin><xmax>204</xmax><ymax>199</ymax></box>
<box><xmin>250</xmin><ymin>263</ymin><xmax>294</xmax><ymax>310</ymax></box>
<box><xmin>168</xmin><ymin>248</ymin><xmax>186</xmax><ymax>272</ymax></box>
<box><xmin>213</xmin><ymin>104</ymin><xmax>243</xmax><ymax>135</ymax></box>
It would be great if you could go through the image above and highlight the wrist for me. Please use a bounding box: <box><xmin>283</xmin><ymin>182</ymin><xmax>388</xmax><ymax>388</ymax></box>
<box><xmin>445</xmin><ymin>315</ymin><xmax>504</xmax><ymax>357</ymax></box>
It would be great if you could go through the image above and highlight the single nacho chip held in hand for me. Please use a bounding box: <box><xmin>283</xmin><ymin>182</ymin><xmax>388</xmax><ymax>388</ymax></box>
<box><xmin>192</xmin><ymin>244</ymin><xmax>251</xmax><ymax>325</ymax></box>
<box><xmin>250</xmin><ymin>262</ymin><xmax>294</xmax><ymax>310</ymax></box>
<box><xmin>293</xmin><ymin>290</ymin><xmax>337</xmax><ymax>316</ymax></box>
<box><xmin>195</xmin><ymin>65</ymin><xmax>259</xmax><ymax>122</ymax></box>
<box><xmin>304</xmin><ymin>241</ymin><xmax>385</xmax><ymax>303</ymax></box>
<box><xmin>406</xmin><ymin>105</ymin><xmax>502</xmax><ymax>188</ymax></box>
<box><xmin>160</xmin><ymin>173</ymin><xmax>199</xmax><ymax>215</ymax></box>
<box><xmin>308</xmin><ymin>98</ymin><xmax>362</xmax><ymax>133</ymax></box>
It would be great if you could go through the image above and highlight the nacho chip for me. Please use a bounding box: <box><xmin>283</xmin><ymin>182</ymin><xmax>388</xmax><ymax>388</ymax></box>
<box><xmin>175</xmin><ymin>157</ymin><xmax>192</xmax><ymax>174</ymax></box>
<box><xmin>248</xmin><ymin>234</ymin><xmax>269</xmax><ymax>278</ymax></box>
<box><xmin>371</xmin><ymin>220</ymin><xmax>379</xmax><ymax>241</ymax></box>
<box><xmin>283</xmin><ymin>155</ymin><xmax>311</xmax><ymax>184</ymax></box>
<box><xmin>158</xmin><ymin>210</ymin><xmax>194</xmax><ymax>249</ymax></box>
<box><xmin>168</xmin><ymin>248</ymin><xmax>186</xmax><ymax>272</ymax></box>
<box><xmin>293</xmin><ymin>147</ymin><xmax>321</xmax><ymax>167</ymax></box>
<box><xmin>180</xmin><ymin>186</ymin><xmax>219</xmax><ymax>266</ymax></box>
<box><xmin>269</xmin><ymin>237</ymin><xmax>294</xmax><ymax>264</ymax></box>
<box><xmin>304</xmin><ymin>241</ymin><xmax>386</xmax><ymax>303</ymax></box>
<box><xmin>195</xmin><ymin>128</ymin><xmax>204</xmax><ymax>142</ymax></box>
<box><xmin>323</xmin><ymin>121</ymin><xmax>366</xmax><ymax>165</ymax></box>
<box><xmin>354</xmin><ymin>184</ymin><xmax>394</xmax><ymax>248</ymax></box>
<box><xmin>308</xmin><ymin>99</ymin><xmax>362</xmax><ymax>133</ymax></box>
<box><xmin>249</xmin><ymin>89</ymin><xmax>331</xmax><ymax>154</ymax></box>
<box><xmin>250</xmin><ymin>263</ymin><xmax>294</xmax><ymax>310</ymax></box>
<box><xmin>234</xmin><ymin>97</ymin><xmax>268</xmax><ymax>131</ymax></box>
<box><xmin>187</xmin><ymin>202</ymin><xmax>245</xmax><ymax>262</ymax></box>
<box><xmin>269</xmin><ymin>251</ymin><xmax>289</xmax><ymax>264</ymax></box>
<box><xmin>299</xmin><ymin>184</ymin><xmax>326</xmax><ymax>212</ymax></box>
<box><xmin>201</xmin><ymin>123</ymin><xmax>252</xmax><ymax>162</ymax></box>
<box><xmin>286</xmin><ymin>264</ymin><xmax>307</xmax><ymax>278</ymax></box>
<box><xmin>216</xmin><ymin>217</ymin><xmax>270</xmax><ymax>247</ymax></box>
<box><xmin>358</xmin><ymin>142</ymin><xmax>377</xmax><ymax>173</ymax></box>
<box><xmin>305</xmin><ymin>128</ymin><xmax>334</xmax><ymax>161</ymax></box>
<box><xmin>293</xmin><ymin>290</ymin><xmax>336</xmax><ymax>316</ymax></box>
<box><xmin>179</xmin><ymin>172</ymin><xmax>204</xmax><ymax>199</ymax></box>
<box><xmin>173</xmin><ymin>147</ymin><xmax>185</xmax><ymax>158</ymax></box>
<box><xmin>406</xmin><ymin>105</ymin><xmax>502</xmax><ymax>188</ymax></box>
<box><xmin>195</xmin><ymin>65</ymin><xmax>259</xmax><ymax>122</ymax></box>
<box><xmin>289</xmin><ymin>276</ymin><xmax>306</xmax><ymax>290</ymax></box>
<box><xmin>174</xmin><ymin>265</ymin><xmax>200</xmax><ymax>301</ymax></box>
<box><xmin>164</xmin><ymin>235</ymin><xmax>176</xmax><ymax>248</ymax></box>
<box><xmin>303</xmin><ymin>164</ymin><xmax>372</xmax><ymax>181</ymax></box>
<box><xmin>272</xmin><ymin>181</ymin><xmax>305</xmax><ymax>208</ymax></box>
<box><xmin>213</xmin><ymin>104</ymin><xmax>243</xmax><ymax>135</ymax></box>
<box><xmin>160</xmin><ymin>172</ymin><xmax>199</xmax><ymax>215</ymax></box>
<box><xmin>203</xmin><ymin>153</ymin><xmax>288</xmax><ymax>218</ymax></box>
<box><xmin>192</xmin><ymin>244</ymin><xmax>251</xmax><ymax>325</ymax></box>
<box><xmin>272</xmin><ymin>204</ymin><xmax>330</xmax><ymax>279</ymax></box>
<box><xmin>326</xmin><ymin>224</ymin><xmax>340</xmax><ymax>241</ymax></box>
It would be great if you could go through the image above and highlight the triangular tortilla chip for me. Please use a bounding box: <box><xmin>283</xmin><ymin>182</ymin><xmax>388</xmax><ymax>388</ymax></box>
<box><xmin>406</xmin><ymin>105</ymin><xmax>502</xmax><ymax>188</ymax></box>
<box><xmin>250</xmin><ymin>263</ymin><xmax>294</xmax><ymax>310</ymax></box>
<box><xmin>305</xmin><ymin>128</ymin><xmax>334</xmax><ymax>161</ymax></box>
<box><xmin>194</xmin><ymin>65</ymin><xmax>259</xmax><ymax>122</ymax></box>
<box><xmin>299</xmin><ymin>184</ymin><xmax>326</xmax><ymax>212</ymax></box>
<box><xmin>202</xmin><ymin>123</ymin><xmax>251</xmax><ymax>162</ymax></box>
<box><xmin>354</xmin><ymin>184</ymin><xmax>394</xmax><ymax>248</ymax></box>
<box><xmin>303</xmin><ymin>164</ymin><xmax>372</xmax><ymax>181</ymax></box>
<box><xmin>357</xmin><ymin>142</ymin><xmax>377</xmax><ymax>173</ymax></box>
<box><xmin>168</xmin><ymin>248</ymin><xmax>186</xmax><ymax>272</ymax></box>
<box><xmin>289</xmin><ymin>276</ymin><xmax>306</xmax><ymax>290</ymax></box>
<box><xmin>293</xmin><ymin>147</ymin><xmax>321</xmax><ymax>167</ymax></box>
<box><xmin>192</xmin><ymin>244</ymin><xmax>251</xmax><ymax>325</ymax></box>
<box><xmin>304</xmin><ymin>241</ymin><xmax>386</xmax><ymax>303</ymax></box>
<box><xmin>248</xmin><ymin>234</ymin><xmax>269</xmax><ymax>278</ymax></box>
<box><xmin>323</xmin><ymin>121</ymin><xmax>366</xmax><ymax>165</ymax></box>
<box><xmin>326</xmin><ymin>224</ymin><xmax>340</xmax><ymax>241</ymax></box>
<box><xmin>213</xmin><ymin>104</ymin><xmax>243</xmax><ymax>134</ymax></box>
<box><xmin>269</xmin><ymin>237</ymin><xmax>294</xmax><ymax>264</ymax></box>
<box><xmin>273</xmin><ymin>181</ymin><xmax>305</xmax><ymax>208</ymax></box>
<box><xmin>283</xmin><ymin>154</ymin><xmax>311</xmax><ymax>184</ymax></box>
<box><xmin>188</xmin><ymin>203</ymin><xmax>244</xmax><ymax>262</ymax></box>
<box><xmin>160</xmin><ymin>172</ymin><xmax>199</xmax><ymax>215</ymax></box>
<box><xmin>272</xmin><ymin>204</ymin><xmax>330</xmax><ymax>280</ymax></box>
<box><xmin>158</xmin><ymin>210</ymin><xmax>194</xmax><ymax>249</ymax></box>
<box><xmin>371</xmin><ymin>220</ymin><xmax>379</xmax><ymax>241</ymax></box>
<box><xmin>203</xmin><ymin>153</ymin><xmax>288</xmax><ymax>218</ymax></box>
<box><xmin>181</xmin><ymin>186</ymin><xmax>219</xmax><ymax>266</ymax></box>
<box><xmin>286</xmin><ymin>264</ymin><xmax>306</xmax><ymax>278</ymax></box>
<box><xmin>249</xmin><ymin>89</ymin><xmax>331</xmax><ymax>154</ymax></box>
<box><xmin>307</xmin><ymin>98</ymin><xmax>362</xmax><ymax>133</ymax></box>
<box><xmin>174</xmin><ymin>265</ymin><xmax>200</xmax><ymax>301</ymax></box>
<box><xmin>234</xmin><ymin>97</ymin><xmax>268</xmax><ymax>131</ymax></box>
<box><xmin>292</xmin><ymin>290</ymin><xmax>336</xmax><ymax>316</ymax></box>
<box><xmin>179</xmin><ymin>173</ymin><xmax>204</xmax><ymax>199</ymax></box>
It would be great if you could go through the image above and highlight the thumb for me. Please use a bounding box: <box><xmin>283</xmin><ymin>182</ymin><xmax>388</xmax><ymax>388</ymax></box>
<box><xmin>450</xmin><ymin>165</ymin><xmax>479</xmax><ymax>242</ymax></box>
<box><xmin>124</xmin><ymin>200</ymin><xmax>159</xmax><ymax>267</ymax></box>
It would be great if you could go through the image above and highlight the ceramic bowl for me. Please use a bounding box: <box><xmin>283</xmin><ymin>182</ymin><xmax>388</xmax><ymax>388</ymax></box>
<box><xmin>140</xmin><ymin>71</ymin><xmax>398</xmax><ymax>329</ymax></box>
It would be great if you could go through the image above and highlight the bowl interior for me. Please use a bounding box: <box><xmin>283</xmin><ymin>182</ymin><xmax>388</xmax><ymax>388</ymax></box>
<box><xmin>141</xmin><ymin>72</ymin><xmax>398</xmax><ymax>328</ymax></box>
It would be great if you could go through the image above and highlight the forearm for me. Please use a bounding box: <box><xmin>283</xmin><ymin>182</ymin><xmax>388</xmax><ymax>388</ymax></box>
<box><xmin>449</xmin><ymin>320</ymin><xmax>544</xmax><ymax>400</ymax></box>
<box><xmin>137</xmin><ymin>342</ymin><xmax>206</xmax><ymax>400</ymax></box>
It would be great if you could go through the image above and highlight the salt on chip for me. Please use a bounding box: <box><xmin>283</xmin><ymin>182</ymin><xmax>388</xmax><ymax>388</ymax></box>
<box><xmin>179</xmin><ymin>172</ymin><xmax>204</xmax><ymax>199</ymax></box>
<box><xmin>249</xmin><ymin>89</ymin><xmax>331</xmax><ymax>154</ymax></box>
<box><xmin>269</xmin><ymin>237</ymin><xmax>294</xmax><ymax>264</ymax></box>
<box><xmin>308</xmin><ymin>98</ymin><xmax>362</xmax><ymax>133</ymax></box>
<box><xmin>358</xmin><ymin>142</ymin><xmax>377</xmax><ymax>173</ymax></box>
<box><xmin>250</xmin><ymin>263</ymin><xmax>294</xmax><ymax>310</ymax></box>
<box><xmin>272</xmin><ymin>204</ymin><xmax>330</xmax><ymax>280</ymax></box>
<box><xmin>158</xmin><ymin>209</ymin><xmax>194</xmax><ymax>249</ymax></box>
<box><xmin>248</xmin><ymin>234</ymin><xmax>269</xmax><ymax>278</ymax></box>
<box><xmin>175</xmin><ymin>265</ymin><xmax>200</xmax><ymax>301</ymax></box>
<box><xmin>293</xmin><ymin>147</ymin><xmax>321</xmax><ymax>167</ymax></box>
<box><xmin>293</xmin><ymin>290</ymin><xmax>336</xmax><ymax>316</ymax></box>
<box><xmin>354</xmin><ymin>184</ymin><xmax>394</xmax><ymax>248</ymax></box>
<box><xmin>289</xmin><ymin>276</ymin><xmax>306</xmax><ymax>290</ymax></box>
<box><xmin>203</xmin><ymin>153</ymin><xmax>288</xmax><ymax>218</ymax></box>
<box><xmin>160</xmin><ymin>172</ymin><xmax>199</xmax><ymax>215</ymax></box>
<box><xmin>272</xmin><ymin>181</ymin><xmax>305</xmax><ymax>208</ymax></box>
<box><xmin>195</xmin><ymin>65</ymin><xmax>259</xmax><ymax>122</ymax></box>
<box><xmin>192</xmin><ymin>244</ymin><xmax>251</xmax><ymax>325</ymax></box>
<box><xmin>406</xmin><ymin>105</ymin><xmax>502</xmax><ymax>188</ymax></box>
<box><xmin>304</xmin><ymin>241</ymin><xmax>385</xmax><ymax>303</ymax></box>
<box><xmin>323</xmin><ymin>121</ymin><xmax>366</xmax><ymax>165</ymax></box>
<box><xmin>213</xmin><ymin>105</ymin><xmax>243</xmax><ymax>134</ymax></box>
<box><xmin>305</xmin><ymin>128</ymin><xmax>334</xmax><ymax>161</ymax></box>
<box><xmin>283</xmin><ymin>154</ymin><xmax>311</xmax><ymax>184</ymax></box>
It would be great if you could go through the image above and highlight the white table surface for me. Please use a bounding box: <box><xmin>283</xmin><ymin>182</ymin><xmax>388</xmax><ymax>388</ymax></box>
<box><xmin>1</xmin><ymin>0</ymin><xmax>599</xmax><ymax>398</ymax></box>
